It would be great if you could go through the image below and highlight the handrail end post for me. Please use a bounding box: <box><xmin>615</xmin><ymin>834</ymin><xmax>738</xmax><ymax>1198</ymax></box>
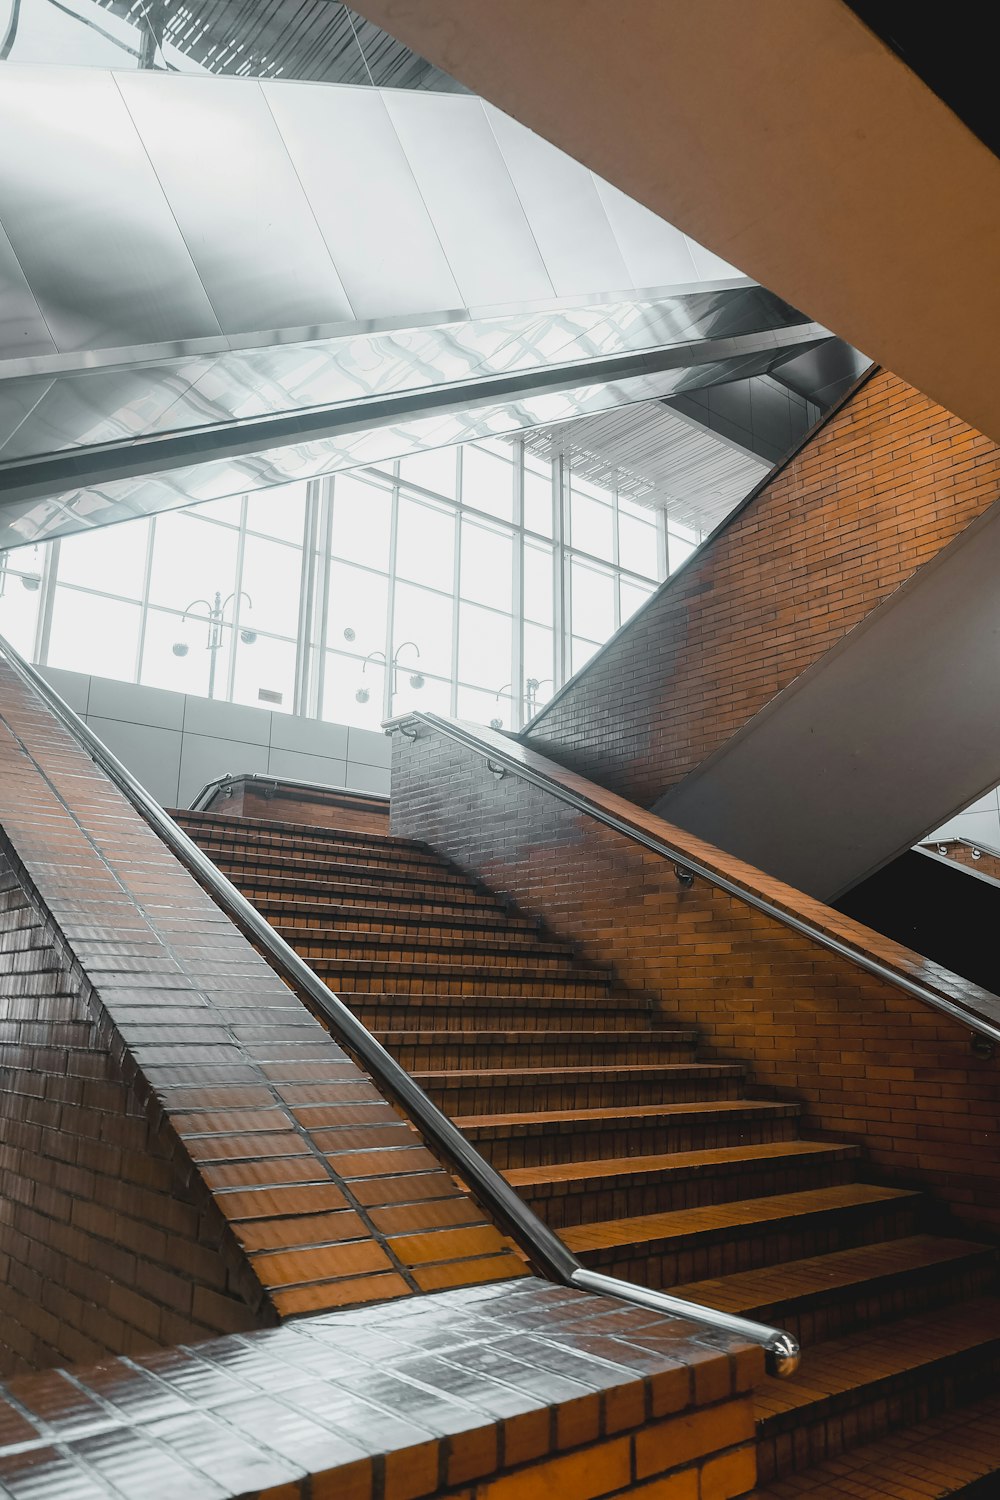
<box><xmin>765</xmin><ymin>1333</ymin><xmax>801</xmax><ymax>1379</ymax></box>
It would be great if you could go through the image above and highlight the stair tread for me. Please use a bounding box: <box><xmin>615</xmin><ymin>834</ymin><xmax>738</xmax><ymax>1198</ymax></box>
<box><xmin>456</xmin><ymin>1099</ymin><xmax>789</xmax><ymax>1129</ymax></box>
<box><xmin>748</xmin><ymin>1386</ymin><xmax>1000</xmax><ymax>1497</ymax></box>
<box><xmin>676</xmin><ymin>1235</ymin><xmax>995</xmax><ymax>1318</ymax></box>
<box><xmin>755</xmin><ymin>1298</ymin><xmax>1000</xmax><ymax>1423</ymax></box>
<box><xmin>375</xmin><ymin>1028</ymin><xmax>696</xmax><ymax>1043</ymax></box>
<box><xmin>561</xmin><ymin>1184</ymin><xmax>923</xmax><ymax>1254</ymax></box>
<box><xmin>418</xmin><ymin>1063</ymin><xmax>740</xmax><ymax>1085</ymax></box>
<box><xmin>507</xmin><ymin>1139</ymin><xmax>858</xmax><ymax>1188</ymax></box>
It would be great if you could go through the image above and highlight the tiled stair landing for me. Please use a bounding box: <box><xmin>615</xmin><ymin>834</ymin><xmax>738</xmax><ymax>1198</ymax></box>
<box><xmin>176</xmin><ymin>808</ymin><xmax>1000</xmax><ymax>1496</ymax></box>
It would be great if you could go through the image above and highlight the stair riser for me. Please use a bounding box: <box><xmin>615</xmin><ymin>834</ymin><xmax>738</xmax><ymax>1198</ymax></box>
<box><xmin>748</xmin><ymin>1256</ymin><xmax>997</xmax><ymax>1348</ymax></box>
<box><xmin>471</xmin><ymin>1113</ymin><xmax>799</xmax><ymax>1169</ymax></box>
<box><xmin>185</xmin><ymin>832</ymin><xmax>448</xmax><ymax>864</ymax></box>
<box><xmin>757</xmin><ymin>1341</ymin><xmax>1000</xmax><ymax>1483</ymax></box>
<box><xmin>347</xmin><ymin>1003</ymin><xmax>653</xmax><ymax>1031</ymax></box>
<box><xmin>262</xmin><ymin>911</ymin><xmax>540</xmax><ymax>937</ymax></box>
<box><xmin>208</xmin><ymin>853</ymin><xmax>469</xmax><ymax>883</ymax></box>
<box><xmin>427</xmin><ymin>1077</ymin><xmax>748</xmax><ymax>1112</ymax></box>
<box><xmin>293</xmin><ymin>941</ymin><xmax>593</xmax><ymax>968</ymax></box>
<box><xmin>577</xmin><ymin>1198</ymin><xmax>926</xmax><ymax>1288</ymax></box>
<box><xmin>386</xmin><ymin>1041</ymin><xmax>699</xmax><ymax>1068</ymax></box>
<box><xmin>241</xmin><ymin>880</ymin><xmax>507</xmax><ymax>911</ymax></box>
<box><xmin>522</xmin><ymin>1156</ymin><xmax>860</xmax><ymax>1228</ymax></box>
<box><xmin>323</xmin><ymin>972</ymin><xmax>613</xmax><ymax>997</ymax></box>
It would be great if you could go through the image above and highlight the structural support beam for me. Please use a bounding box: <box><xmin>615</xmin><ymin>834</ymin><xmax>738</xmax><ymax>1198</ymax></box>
<box><xmin>354</xmin><ymin>0</ymin><xmax>1000</xmax><ymax>444</ymax></box>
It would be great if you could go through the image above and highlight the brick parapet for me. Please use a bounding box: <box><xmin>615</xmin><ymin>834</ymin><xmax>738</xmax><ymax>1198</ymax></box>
<box><xmin>0</xmin><ymin>658</ymin><xmax>524</xmax><ymax>1366</ymax></box>
<box><xmin>392</xmin><ymin>720</ymin><xmax>1000</xmax><ymax>1234</ymax></box>
<box><xmin>526</xmin><ymin>369</ymin><xmax>1000</xmax><ymax>806</ymax></box>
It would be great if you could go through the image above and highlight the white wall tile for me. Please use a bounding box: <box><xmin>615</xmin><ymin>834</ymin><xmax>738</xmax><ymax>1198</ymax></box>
<box><xmin>266</xmin><ymin>747</ymin><xmax>348</xmax><ymax>786</ymax></box>
<box><xmin>182</xmin><ymin>695</ymin><xmax>271</xmax><ymax>746</ymax></box>
<box><xmin>345</xmin><ymin>760</ymin><xmax>391</xmax><ymax>795</ymax></box>
<box><xmin>178</xmin><ymin>733</ymin><xmax>270</xmax><ymax>806</ymax></box>
<box><xmin>88</xmin><ymin>674</ymin><xmax>185</xmax><ymax>730</ymax></box>
<box><xmin>269</xmin><ymin>714</ymin><xmax>349</xmax><ymax>759</ymax></box>
<box><xmin>346</xmin><ymin>726</ymin><xmax>392</xmax><ymax>769</ymax></box>
<box><xmin>38</xmin><ymin>665</ymin><xmax>91</xmax><ymax>715</ymax></box>
<box><xmin>86</xmin><ymin>716</ymin><xmax>182</xmax><ymax>807</ymax></box>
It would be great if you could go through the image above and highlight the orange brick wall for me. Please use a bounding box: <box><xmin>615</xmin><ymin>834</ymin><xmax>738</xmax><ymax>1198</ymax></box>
<box><xmin>930</xmin><ymin>841</ymin><xmax>1000</xmax><ymax>881</ymax></box>
<box><xmin>393</xmin><ymin>723</ymin><xmax>1000</xmax><ymax>1235</ymax></box>
<box><xmin>0</xmin><ymin>842</ymin><xmax>265</xmax><ymax>1376</ymax></box>
<box><xmin>527</xmin><ymin>369</ymin><xmax>1000</xmax><ymax>805</ymax></box>
<box><xmin>0</xmin><ymin>658</ymin><xmax>525</xmax><ymax>1339</ymax></box>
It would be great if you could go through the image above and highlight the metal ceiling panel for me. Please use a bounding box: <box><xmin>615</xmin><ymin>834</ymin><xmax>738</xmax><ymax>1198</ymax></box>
<box><xmin>485</xmin><ymin>104</ymin><xmax>632</xmax><ymax>298</ymax></box>
<box><xmin>0</xmin><ymin>219</ymin><xmax>55</xmax><ymax>358</ymax></box>
<box><xmin>0</xmin><ymin>66</ymin><xmax>221</xmax><ymax>350</ymax></box>
<box><xmin>382</xmin><ymin>90</ymin><xmax>555</xmax><ymax>307</ymax></box>
<box><xmin>116</xmin><ymin>71</ymin><xmax>354</xmax><ymax>334</ymax></box>
<box><xmin>593</xmin><ymin>178</ymin><xmax>703</xmax><ymax>290</ymax></box>
<box><xmin>262</xmin><ymin>79</ymin><xmax>462</xmax><ymax>320</ymax></box>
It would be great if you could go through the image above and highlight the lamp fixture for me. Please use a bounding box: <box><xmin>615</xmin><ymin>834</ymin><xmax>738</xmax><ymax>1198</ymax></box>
<box><xmin>172</xmin><ymin>589</ymin><xmax>255</xmax><ymax>699</ymax></box>
<box><xmin>0</xmin><ymin>547</ymin><xmax>42</xmax><ymax>599</ymax></box>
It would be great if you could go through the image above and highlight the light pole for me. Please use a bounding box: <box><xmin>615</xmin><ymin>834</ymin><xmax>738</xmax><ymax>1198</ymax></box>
<box><xmin>172</xmin><ymin>591</ymin><xmax>256</xmax><ymax>700</ymax></box>
<box><xmin>356</xmin><ymin>642</ymin><xmax>424</xmax><ymax>712</ymax></box>
<box><xmin>0</xmin><ymin>549</ymin><xmax>41</xmax><ymax>599</ymax></box>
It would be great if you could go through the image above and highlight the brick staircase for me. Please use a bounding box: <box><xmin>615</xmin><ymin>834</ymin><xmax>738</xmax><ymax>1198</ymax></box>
<box><xmin>176</xmin><ymin>806</ymin><xmax>1000</xmax><ymax>1497</ymax></box>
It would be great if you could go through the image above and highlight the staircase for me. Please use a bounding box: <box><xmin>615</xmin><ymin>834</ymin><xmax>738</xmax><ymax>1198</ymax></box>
<box><xmin>175</xmin><ymin>806</ymin><xmax>1000</xmax><ymax>1497</ymax></box>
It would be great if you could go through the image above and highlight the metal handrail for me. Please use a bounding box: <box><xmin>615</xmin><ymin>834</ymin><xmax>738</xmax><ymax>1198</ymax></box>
<box><xmin>400</xmin><ymin>712</ymin><xmax>1000</xmax><ymax>1051</ymax></box>
<box><xmin>191</xmin><ymin>771</ymin><xmax>390</xmax><ymax>813</ymax></box>
<box><xmin>0</xmin><ymin>636</ymin><xmax>799</xmax><ymax>1378</ymax></box>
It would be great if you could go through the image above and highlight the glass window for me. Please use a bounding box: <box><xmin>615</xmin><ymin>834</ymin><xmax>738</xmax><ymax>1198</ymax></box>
<box><xmin>140</xmin><ymin>606</ymin><xmax>227</xmax><ymax>698</ymax></box>
<box><xmin>462</xmin><ymin>443</ymin><xmax>514</xmax><ymax>522</ymax></box>
<box><xmin>668</xmin><ymin>530</ymin><xmax>698</xmax><ymax>572</ymax></box>
<box><xmin>326</xmin><ymin>561</ymin><xmax>388</xmax><ymax>659</ymax></box>
<box><xmin>57</xmin><ymin>519</ymin><xmax>149</xmax><ymax>598</ymax></box>
<box><xmin>570</xmin><ymin>483</ymin><xmax>614</xmax><ymax>560</ymax></box>
<box><xmin>392</xmin><ymin>581</ymin><xmax>452</xmax><ymax>680</ymax></box>
<box><xmin>245</xmin><ymin>484</ymin><xmax>307</xmax><ymax>544</ymax></box>
<box><xmin>618</xmin><ymin>512</ymin><xmax>659</xmax><ymax>579</ymax></box>
<box><xmin>458</xmin><ymin>602</ymin><xmax>512</xmax><ymax>689</ymax></box>
<box><xmin>461</xmin><ymin>518</ymin><xmax>512</xmax><ymax>611</ymax></box>
<box><xmin>148</xmin><ymin>512</ymin><xmax>239</xmax><ymax>612</ymax></box>
<box><xmin>48</xmin><ymin>590</ymin><xmax>141</xmax><ymax>681</ymax></box>
<box><xmin>457</xmin><ymin>683</ymin><xmax>516</xmax><ymax>730</ymax></box>
<box><xmin>571</xmin><ymin>558</ymin><xmax>616</xmax><ymax>641</ymax></box>
<box><xmin>331</xmin><ymin>473</ymin><xmax>392</xmax><ymax>571</ymax></box>
<box><xmin>240</xmin><ymin>535</ymin><xmax>301</xmax><ymax>640</ymax></box>
<box><xmin>399</xmin><ymin>447</ymin><xmax>457</xmax><ymax>499</ymax></box>
<box><xmin>323</xmin><ymin>650</ymin><xmax>385</xmax><ymax>730</ymax></box>
<box><xmin>0</xmin><ymin>564</ymin><xmax>41</xmax><ymax>657</ymax></box>
<box><xmin>392</xmin><ymin>670</ymin><xmax>452</xmax><ymax>719</ymax></box>
<box><xmin>571</xmin><ymin>636</ymin><xmax>600</xmax><ymax>674</ymax></box>
<box><xmin>621</xmin><ymin>577</ymin><xmax>656</xmax><ymax>623</ymax></box>
<box><xmin>232</xmin><ymin>632</ymin><xmax>296</xmax><ymax>712</ymax></box>
<box><xmin>524</xmin><ymin>621</ymin><xmax>554</xmax><ymax>690</ymax></box>
<box><xmin>396</xmin><ymin>495</ymin><xmax>454</xmax><ymax>593</ymax></box>
<box><xmin>523</xmin><ymin>539</ymin><xmax>554</xmax><ymax>626</ymax></box>
<box><xmin>188</xmin><ymin>496</ymin><xmax>244</xmax><ymax>528</ymax></box>
<box><xmin>523</xmin><ymin>458</ymin><xmax>553</xmax><ymax>537</ymax></box>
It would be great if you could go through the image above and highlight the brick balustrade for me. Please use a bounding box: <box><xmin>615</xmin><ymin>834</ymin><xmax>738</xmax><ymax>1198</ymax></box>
<box><xmin>391</xmin><ymin>719</ymin><xmax>1000</xmax><ymax>1235</ymax></box>
<box><xmin>527</xmin><ymin>369</ymin><xmax>1000</xmax><ymax>806</ymax></box>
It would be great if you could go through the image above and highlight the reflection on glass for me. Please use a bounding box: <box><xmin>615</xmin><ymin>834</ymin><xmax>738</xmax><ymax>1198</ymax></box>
<box><xmin>141</xmin><ymin>606</ymin><xmax>223</xmax><ymax>697</ymax></box>
<box><xmin>457</xmin><ymin>683</ymin><xmax>516</xmax><ymax>729</ymax></box>
<box><xmin>392</xmin><ymin>670</ymin><xmax>452</xmax><ymax>718</ymax></box>
<box><xmin>323</xmin><ymin>650</ymin><xmax>385</xmax><ymax>730</ymax></box>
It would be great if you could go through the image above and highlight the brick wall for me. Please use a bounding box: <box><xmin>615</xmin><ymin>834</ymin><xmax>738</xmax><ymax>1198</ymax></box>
<box><xmin>392</xmin><ymin>721</ymin><xmax>1000</xmax><ymax>1235</ymax></box>
<box><xmin>0</xmin><ymin>841</ymin><xmax>265</xmax><ymax>1377</ymax></box>
<box><xmin>929</xmin><ymin>841</ymin><xmax>1000</xmax><ymax>881</ymax></box>
<box><xmin>526</xmin><ymin>369</ymin><xmax>1000</xmax><ymax>805</ymax></box>
<box><xmin>0</xmin><ymin>657</ymin><xmax>524</xmax><ymax>1370</ymax></box>
<box><xmin>199</xmin><ymin>778</ymin><xmax>391</xmax><ymax>834</ymax></box>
